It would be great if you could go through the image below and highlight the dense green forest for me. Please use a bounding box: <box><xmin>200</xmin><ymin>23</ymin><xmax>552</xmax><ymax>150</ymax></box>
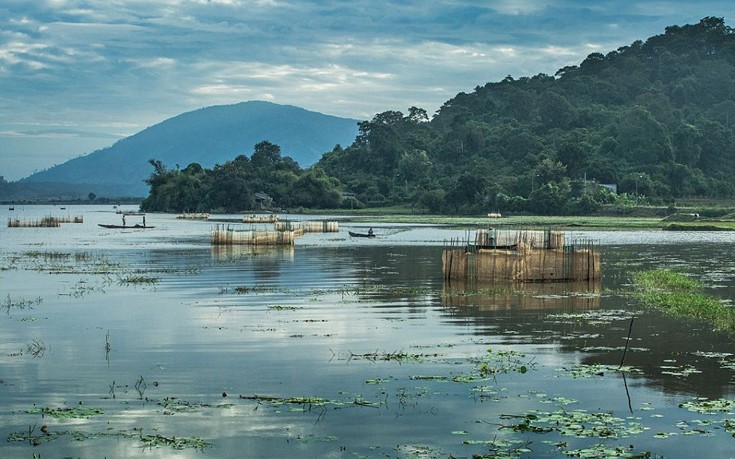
<box><xmin>142</xmin><ymin>17</ymin><xmax>735</xmax><ymax>214</ymax></box>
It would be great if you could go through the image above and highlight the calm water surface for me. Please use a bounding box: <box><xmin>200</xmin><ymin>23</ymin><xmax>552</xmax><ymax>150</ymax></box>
<box><xmin>1</xmin><ymin>205</ymin><xmax>734</xmax><ymax>458</ymax></box>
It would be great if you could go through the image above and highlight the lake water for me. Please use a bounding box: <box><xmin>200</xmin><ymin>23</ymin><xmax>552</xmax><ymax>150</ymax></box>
<box><xmin>1</xmin><ymin>205</ymin><xmax>734</xmax><ymax>458</ymax></box>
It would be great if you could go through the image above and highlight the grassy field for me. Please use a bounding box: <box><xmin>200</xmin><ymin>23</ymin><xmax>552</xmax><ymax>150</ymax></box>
<box><xmin>349</xmin><ymin>214</ymin><xmax>666</xmax><ymax>229</ymax></box>
<box><xmin>297</xmin><ymin>202</ymin><xmax>735</xmax><ymax>230</ymax></box>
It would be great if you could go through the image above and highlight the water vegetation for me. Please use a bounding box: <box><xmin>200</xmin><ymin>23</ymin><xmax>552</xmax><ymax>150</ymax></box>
<box><xmin>3</xmin><ymin>294</ymin><xmax>42</xmax><ymax>313</ymax></box>
<box><xmin>631</xmin><ymin>269</ymin><xmax>734</xmax><ymax>332</ymax></box>
<box><xmin>117</xmin><ymin>274</ymin><xmax>159</xmax><ymax>285</ymax></box>
<box><xmin>26</xmin><ymin>405</ymin><xmax>103</xmax><ymax>419</ymax></box>
<box><xmin>7</xmin><ymin>424</ymin><xmax>210</xmax><ymax>451</ymax></box>
<box><xmin>140</xmin><ymin>433</ymin><xmax>211</xmax><ymax>450</ymax></box>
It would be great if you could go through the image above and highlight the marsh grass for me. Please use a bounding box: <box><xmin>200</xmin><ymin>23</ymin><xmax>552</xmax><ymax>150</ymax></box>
<box><xmin>26</xmin><ymin>339</ymin><xmax>47</xmax><ymax>358</ymax></box>
<box><xmin>118</xmin><ymin>274</ymin><xmax>159</xmax><ymax>285</ymax></box>
<box><xmin>228</xmin><ymin>284</ymin><xmax>433</xmax><ymax>298</ymax></box>
<box><xmin>3</xmin><ymin>294</ymin><xmax>42</xmax><ymax>314</ymax></box>
<box><xmin>631</xmin><ymin>269</ymin><xmax>734</xmax><ymax>332</ymax></box>
<box><xmin>21</xmin><ymin>250</ymin><xmax>122</xmax><ymax>275</ymax></box>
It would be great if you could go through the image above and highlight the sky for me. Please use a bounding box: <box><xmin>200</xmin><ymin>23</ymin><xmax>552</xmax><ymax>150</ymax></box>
<box><xmin>2</xmin><ymin>1</ymin><xmax>734</xmax><ymax>181</ymax></box>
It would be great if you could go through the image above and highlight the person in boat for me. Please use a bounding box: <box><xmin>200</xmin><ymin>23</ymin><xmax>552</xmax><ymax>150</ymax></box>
<box><xmin>368</xmin><ymin>227</ymin><xmax>374</xmax><ymax>236</ymax></box>
<box><xmin>122</xmin><ymin>215</ymin><xmax>126</xmax><ymax>226</ymax></box>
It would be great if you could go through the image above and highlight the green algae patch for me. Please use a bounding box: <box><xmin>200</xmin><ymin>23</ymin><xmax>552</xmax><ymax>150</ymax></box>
<box><xmin>141</xmin><ymin>433</ymin><xmax>211</xmax><ymax>450</ymax></box>
<box><xmin>26</xmin><ymin>405</ymin><xmax>103</xmax><ymax>419</ymax></box>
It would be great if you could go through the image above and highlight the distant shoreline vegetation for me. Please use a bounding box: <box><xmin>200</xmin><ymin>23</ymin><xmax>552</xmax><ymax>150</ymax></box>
<box><xmin>1</xmin><ymin>197</ymin><xmax>143</xmax><ymax>206</ymax></box>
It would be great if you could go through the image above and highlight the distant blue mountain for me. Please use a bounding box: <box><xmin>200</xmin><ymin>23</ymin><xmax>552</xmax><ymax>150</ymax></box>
<box><xmin>21</xmin><ymin>101</ymin><xmax>360</xmax><ymax>197</ymax></box>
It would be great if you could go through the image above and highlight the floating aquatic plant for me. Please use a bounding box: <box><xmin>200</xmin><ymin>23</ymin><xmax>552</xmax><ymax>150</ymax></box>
<box><xmin>558</xmin><ymin>364</ymin><xmax>643</xmax><ymax>379</ymax></box>
<box><xmin>158</xmin><ymin>397</ymin><xmax>233</xmax><ymax>415</ymax></box>
<box><xmin>26</xmin><ymin>405</ymin><xmax>103</xmax><ymax>419</ymax></box>
<box><xmin>500</xmin><ymin>409</ymin><xmax>648</xmax><ymax>438</ymax></box>
<box><xmin>679</xmin><ymin>398</ymin><xmax>735</xmax><ymax>414</ymax></box>
<box><xmin>140</xmin><ymin>433</ymin><xmax>211</xmax><ymax>450</ymax></box>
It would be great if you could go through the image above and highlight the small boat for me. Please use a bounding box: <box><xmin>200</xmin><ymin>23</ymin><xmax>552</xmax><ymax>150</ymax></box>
<box><xmin>98</xmin><ymin>224</ymin><xmax>155</xmax><ymax>229</ymax></box>
<box><xmin>348</xmin><ymin>230</ymin><xmax>376</xmax><ymax>238</ymax></box>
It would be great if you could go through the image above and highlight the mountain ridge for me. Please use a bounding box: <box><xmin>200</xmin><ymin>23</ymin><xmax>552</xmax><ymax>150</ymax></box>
<box><xmin>20</xmin><ymin>101</ymin><xmax>360</xmax><ymax>197</ymax></box>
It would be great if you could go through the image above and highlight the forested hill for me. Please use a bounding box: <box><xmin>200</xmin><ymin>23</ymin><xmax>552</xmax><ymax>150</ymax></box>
<box><xmin>138</xmin><ymin>17</ymin><xmax>735</xmax><ymax>215</ymax></box>
<box><xmin>317</xmin><ymin>17</ymin><xmax>735</xmax><ymax>214</ymax></box>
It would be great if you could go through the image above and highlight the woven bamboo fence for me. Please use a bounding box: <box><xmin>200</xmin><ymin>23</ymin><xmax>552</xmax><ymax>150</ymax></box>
<box><xmin>475</xmin><ymin>228</ymin><xmax>563</xmax><ymax>248</ymax></box>
<box><xmin>274</xmin><ymin>220</ymin><xmax>339</xmax><ymax>233</ymax></box>
<box><xmin>211</xmin><ymin>224</ymin><xmax>295</xmax><ymax>246</ymax></box>
<box><xmin>177</xmin><ymin>213</ymin><xmax>209</xmax><ymax>220</ymax></box>
<box><xmin>443</xmin><ymin>229</ymin><xmax>600</xmax><ymax>283</ymax></box>
<box><xmin>56</xmin><ymin>215</ymin><xmax>83</xmax><ymax>224</ymax></box>
<box><xmin>8</xmin><ymin>214</ymin><xmax>83</xmax><ymax>227</ymax></box>
<box><xmin>243</xmin><ymin>214</ymin><xmax>280</xmax><ymax>223</ymax></box>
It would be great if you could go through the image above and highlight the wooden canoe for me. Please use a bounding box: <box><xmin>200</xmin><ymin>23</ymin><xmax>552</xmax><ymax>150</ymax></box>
<box><xmin>348</xmin><ymin>231</ymin><xmax>375</xmax><ymax>238</ymax></box>
<box><xmin>98</xmin><ymin>224</ymin><xmax>155</xmax><ymax>229</ymax></box>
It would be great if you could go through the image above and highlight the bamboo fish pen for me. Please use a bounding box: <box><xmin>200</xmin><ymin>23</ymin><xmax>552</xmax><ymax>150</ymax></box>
<box><xmin>274</xmin><ymin>220</ymin><xmax>339</xmax><ymax>233</ymax></box>
<box><xmin>211</xmin><ymin>224</ymin><xmax>295</xmax><ymax>246</ymax></box>
<box><xmin>7</xmin><ymin>215</ymin><xmax>82</xmax><ymax>227</ymax></box>
<box><xmin>442</xmin><ymin>229</ymin><xmax>600</xmax><ymax>284</ymax></box>
<box><xmin>177</xmin><ymin>212</ymin><xmax>209</xmax><ymax>220</ymax></box>
<box><xmin>243</xmin><ymin>214</ymin><xmax>280</xmax><ymax>223</ymax></box>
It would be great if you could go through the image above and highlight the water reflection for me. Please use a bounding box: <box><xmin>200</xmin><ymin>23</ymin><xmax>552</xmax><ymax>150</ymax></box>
<box><xmin>442</xmin><ymin>280</ymin><xmax>601</xmax><ymax>310</ymax></box>
<box><xmin>210</xmin><ymin>244</ymin><xmax>295</xmax><ymax>262</ymax></box>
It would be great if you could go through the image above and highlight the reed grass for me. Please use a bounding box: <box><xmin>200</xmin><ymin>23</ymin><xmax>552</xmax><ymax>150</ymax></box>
<box><xmin>118</xmin><ymin>275</ymin><xmax>159</xmax><ymax>285</ymax></box>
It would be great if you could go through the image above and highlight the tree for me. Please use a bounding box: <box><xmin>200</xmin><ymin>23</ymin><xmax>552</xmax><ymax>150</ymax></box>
<box><xmin>556</xmin><ymin>132</ymin><xmax>591</xmax><ymax>178</ymax></box>
<box><xmin>445</xmin><ymin>173</ymin><xmax>487</xmax><ymax>213</ymax></box>
<box><xmin>419</xmin><ymin>189</ymin><xmax>445</xmax><ymax>213</ymax></box>
<box><xmin>407</xmin><ymin>106</ymin><xmax>429</xmax><ymax>123</ymax></box>
<box><xmin>529</xmin><ymin>181</ymin><xmax>571</xmax><ymax>215</ymax></box>
<box><xmin>615</xmin><ymin>107</ymin><xmax>672</xmax><ymax>165</ymax></box>
<box><xmin>672</xmin><ymin>123</ymin><xmax>702</xmax><ymax>166</ymax></box>
<box><xmin>536</xmin><ymin>91</ymin><xmax>576</xmax><ymax>129</ymax></box>
<box><xmin>290</xmin><ymin>168</ymin><xmax>341</xmax><ymax>208</ymax></box>
<box><xmin>250</xmin><ymin>141</ymin><xmax>282</xmax><ymax>169</ymax></box>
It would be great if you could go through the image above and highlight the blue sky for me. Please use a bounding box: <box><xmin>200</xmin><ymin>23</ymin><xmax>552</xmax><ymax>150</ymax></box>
<box><xmin>2</xmin><ymin>1</ymin><xmax>734</xmax><ymax>181</ymax></box>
